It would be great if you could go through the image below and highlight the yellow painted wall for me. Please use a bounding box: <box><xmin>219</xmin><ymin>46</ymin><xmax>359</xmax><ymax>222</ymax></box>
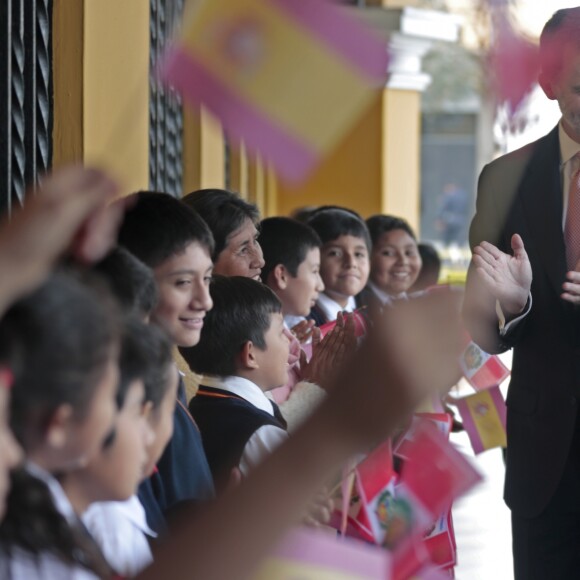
<box><xmin>52</xmin><ymin>0</ymin><xmax>83</xmax><ymax>167</ymax></box>
<box><xmin>381</xmin><ymin>89</ymin><xmax>421</xmax><ymax>234</ymax></box>
<box><xmin>276</xmin><ymin>94</ymin><xmax>383</xmax><ymax>219</ymax></box>
<box><xmin>275</xmin><ymin>88</ymin><xmax>421</xmax><ymax>233</ymax></box>
<box><xmin>82</xmin><ymin>0</ymin><xmax>150</xmax><ymax>195</ymax></box>
<box><xmin>183</xmin><ymin>106</ymin><xmax>225</xmax><ymax>194</ymax></box>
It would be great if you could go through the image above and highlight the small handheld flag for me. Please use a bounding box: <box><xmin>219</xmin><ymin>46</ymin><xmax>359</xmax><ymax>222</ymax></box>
<box><xmin>455</xmin><ymin>385</ymin><xmax>507</xmax><ymax>454</ymax></box>
<box><xmin>459</xmin><ymin>340</ymin><xmax>510</xmax><ymax>391</ymax></box>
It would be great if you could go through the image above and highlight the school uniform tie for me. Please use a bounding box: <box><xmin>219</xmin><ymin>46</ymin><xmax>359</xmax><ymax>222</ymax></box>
<box><xmin>565</xmin><ymin>153</ymin><xmax>580</xmax><ymax>271</ymax></box>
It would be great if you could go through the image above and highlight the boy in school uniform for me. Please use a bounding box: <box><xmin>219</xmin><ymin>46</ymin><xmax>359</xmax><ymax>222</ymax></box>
<box><xmin>117</xmin><ymin>191</ymin><xmax>216</xmax><ymax>532</ymax></box>
<box><xmin>259</xmin><ymin>217</ymin><xmax>324</xmax><ymax>339</ymax></box>
<box><xmin>179</xmin><ymin>276</ymin><xmax>291</xmax><ymax>492</ymax></box>
<box><xmin>306</xmin><ymin>207</ymin><xmax>371</xmax><ymax>325</ymax></box>
<box><xmin>258</xmin><ymin>217</ymin><xmax>327</xmax><ymax>414</ymax></box>
<box><xmin>184</xmin><ymin>191</ymin><xmax>349</xmax><ymax>434</ymax></box>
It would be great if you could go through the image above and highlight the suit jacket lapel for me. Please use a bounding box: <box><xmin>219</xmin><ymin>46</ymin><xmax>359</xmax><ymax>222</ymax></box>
<box><xmin>521</xmin><ymin>126</ymin><xmax>566</xmax><ymax>301</ymax></box>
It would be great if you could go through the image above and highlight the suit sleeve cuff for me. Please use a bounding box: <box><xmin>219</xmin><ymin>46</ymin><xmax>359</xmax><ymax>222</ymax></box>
<box><xmin>498</xmin><ymin>293</ymin><xmax>532</xmax><ymax>336</ymax></box>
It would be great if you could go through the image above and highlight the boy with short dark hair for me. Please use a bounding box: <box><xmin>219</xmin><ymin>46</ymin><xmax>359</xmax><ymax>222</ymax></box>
<box><xmin>93</xmin><ymin>246</ymin><xmax>158</xmax><ymax>319</ymax></box>
<box><xmin>306</xmin><ymin>207</ymin><xmax>371</xmax><ymax>325</ymax></box>
<box><xmin>117</xmin><ymin>191</ymin><xmax>215</xmax><ymax>531</ymax></box>
<box><xmin>180</xmin><ymin>276</ymin><xmax>290</xmax><ymax>492</ymax></box>
<box><xmin>259</xmin><ymin>217</ymin><xmax>324</xmax><ymax>333</ymax></box>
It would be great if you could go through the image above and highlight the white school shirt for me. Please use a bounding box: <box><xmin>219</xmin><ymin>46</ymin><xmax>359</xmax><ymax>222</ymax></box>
<box><xmin>0</xmin><ymin>463</ymin><xmax>99</xmax><ymax>580</ymax></box>
<box><xmin>284</xmin><ymin>314</ymin><xmax>306</xmax><ymax>330</ymax></box>
<box><xmin>315</xmin><ymin>292</ymin><xmax>356</xmax><ymax>322</ymax></box>
<box><xmin>498</xmin><ymin>122</ymin><xmax>580</xmax><ymax>334</ymax></box>
<box><xmin>82</xmin><ymin>495</ymin><xmax>156</xmax><ymax>577</ymax></box>
<box><xmin>367</xmin><ymin>281</ymin><xmax>397</xmax><ymax>306</ymax></box>
<box><xmin>202</xmin><ymin>375</ymin><xmax>289</xmax><ymax>477</ymax></box>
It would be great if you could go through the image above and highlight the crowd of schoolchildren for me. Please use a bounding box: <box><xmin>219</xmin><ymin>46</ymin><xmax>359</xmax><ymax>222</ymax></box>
<box><xmin>0</xmin><ymin>164</ymin><xmax>462</xmax><ymax>579</ymax></box>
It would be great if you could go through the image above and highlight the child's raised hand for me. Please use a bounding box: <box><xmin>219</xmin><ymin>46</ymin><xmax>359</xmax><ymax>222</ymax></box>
<box><xmin>301</xmin><ymin>489</ymin><xmax>333</xmax><ymax>528</ymax></box>
<box><xmin>290</xmin><ymin>319</ymin><xmax>316</xmax><ymax>344</ymax></box>
<box><xmin>319</xmin><ymin>289</ymin><xmax>463</xmax><ymax>451</ymax></box>
<box><xmin>0</xmin><ymin>165</ymin><xmax>120</xmax><ymax>309</ymax></box>
<box><xmin>298</xmin><ymin>320</ymin><xmax>353</xmax><ymax>389</ymax></box>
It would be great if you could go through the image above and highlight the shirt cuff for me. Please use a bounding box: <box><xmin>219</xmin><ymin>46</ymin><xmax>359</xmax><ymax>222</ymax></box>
<box><xmin>497</xmin><ymin>293</ymin><xmax>532</xmax><ymax>336</ymax></box>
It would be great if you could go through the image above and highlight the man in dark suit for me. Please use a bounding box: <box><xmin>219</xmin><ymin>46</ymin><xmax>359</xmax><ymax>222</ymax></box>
<box><xmin>463</xmin><ymin>9</ymin><xmax>580</xmax><ymax>579</ymax></box>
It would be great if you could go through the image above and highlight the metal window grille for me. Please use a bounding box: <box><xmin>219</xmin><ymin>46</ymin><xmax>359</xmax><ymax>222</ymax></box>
<box><xmin>0</xmin><ymin>0</ymin><xmax>53</xmax><ymax>216</ymax></box>
<box><xmin>149</xmin><ymin>0</ymin><xmax>184</xmax><ymax>197</ymax></box>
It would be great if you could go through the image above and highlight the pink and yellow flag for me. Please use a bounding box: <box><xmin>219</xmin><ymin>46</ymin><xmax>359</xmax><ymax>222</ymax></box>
<box><xmin>455</xmin><ymin>385</ymin><xmax>507</xmax><ymax>454</ymax></box>
<box><xmin>159</xmin><ymin>0</ymin><xmax>388</xmax><ymax>182</ymax></box>
<box><xmin>253</xmin><ymin>527</ymin><xmax>390</xmax><ymax>579</ymax></box>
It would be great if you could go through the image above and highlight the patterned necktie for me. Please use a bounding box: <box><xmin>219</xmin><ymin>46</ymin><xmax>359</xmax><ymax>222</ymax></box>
<box><xmin>565</xmin><ymin>153</ymin><xmax>580</xmax><ymax>271</ymax></box>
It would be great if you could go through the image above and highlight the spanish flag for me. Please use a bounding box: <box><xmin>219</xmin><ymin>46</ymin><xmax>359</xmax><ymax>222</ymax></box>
<box><xmin>160</xmin><ymin>0</ymin><xmax>388</xmax><ymax>182</ymax></box>
<box><xmin>455</xmin><ymin>385</ymin><xmax>507</xmax><ymax>454</ymax></box>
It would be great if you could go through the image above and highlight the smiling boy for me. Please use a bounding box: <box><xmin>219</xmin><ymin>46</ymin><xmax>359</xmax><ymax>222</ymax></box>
<box><xmin>117</xmin><ymin>191</ymin><xmax>215</xmax><ymax>531</ymax></box>
<box><xmin>306</xmin><ymin>207</ymin><xmax>371</xmax><ymax>325</ymax></box>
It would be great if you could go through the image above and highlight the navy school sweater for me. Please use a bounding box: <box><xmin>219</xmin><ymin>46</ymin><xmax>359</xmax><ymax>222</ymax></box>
<box><xmin>189</xmin><ymin>385</ymin><xmax>287</xmax><ymax>492</ymax></box>
<box><xmin>138</xmin><ymin>377</ymin><xmax>215</xmax><ymax>533</ymax></box>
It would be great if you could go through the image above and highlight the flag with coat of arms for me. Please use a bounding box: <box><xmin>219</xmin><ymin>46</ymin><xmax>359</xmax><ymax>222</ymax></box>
<box><xmin>459</xmin><ymin>339</ymin><xmax>510</xmax><ymax>391</ymax></box>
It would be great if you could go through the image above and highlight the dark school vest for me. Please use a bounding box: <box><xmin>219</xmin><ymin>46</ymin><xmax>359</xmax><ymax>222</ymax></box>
<box><xmin>189</xmin><ymin>385</ymin><xmax>287</xmax><ymax>492</ymax></box>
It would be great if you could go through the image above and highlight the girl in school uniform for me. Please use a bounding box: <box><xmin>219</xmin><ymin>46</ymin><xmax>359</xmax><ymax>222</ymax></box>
<box><xmin>0</xmin><ymin>272</ymin><xmax>122</xmax><ymax>579</ymax></box>
<box><xmin>360</xmin><ymin>214</ymin><xmax>423</xmax><ymax>308</ymax></box>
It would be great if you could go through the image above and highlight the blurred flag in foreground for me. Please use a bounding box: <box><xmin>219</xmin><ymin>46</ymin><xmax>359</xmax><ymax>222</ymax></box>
<box><xmin>489</xmin><ymin>14</ymin><xmax>538</xmax><ymax>113</ymax></box>
<box><xmin>455</xmin><ymin>385</ymin><xmax>507</xmax><ymax>454</ymax></box>
<box><xmin>159</xmin><ymin>0</ymin><xmax>388</xmax><ymax>183</ymax></box>
<box><xmin>253</xmin><ymin>527</ymin><xmax>389</xmax><ymax>579</ymax></box>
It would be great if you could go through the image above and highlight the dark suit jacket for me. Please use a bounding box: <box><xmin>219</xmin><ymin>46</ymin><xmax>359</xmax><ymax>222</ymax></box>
<box><xmin>463</xmin><ymin>126</ymin><xmax>580</xmax><ymax>518</ymax></box>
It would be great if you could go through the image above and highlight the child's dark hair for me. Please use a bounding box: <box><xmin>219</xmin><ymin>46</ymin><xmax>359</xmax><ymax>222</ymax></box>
<box><xmin>540</xmin><ymin>8</ymin><xmax>580</xmax><ymax>84</ymax></box>
<box><xmin>0</xmin><ymin>271</ymin><xmax>120</xmax><ymax>449</ymax></box>
<box><xmin>0</xmin><ymin>272</ymin><xmax>119</xmax><ymax>579</ymax></box>
<box><xmin>182</xmin><ymin>189</ymin><xmax>260</xmax><ymax>261</ymax></box>
<box><xmin>365</xmin><ymin>214</ymin><xmax>417</xmax><ymax>247</ymax></box>
<box><xmin>118</xmin><ymin>191</ymin><xmax>215</xmax><ymax>268</ymax></box>
<box><xmin>141</xmin><ymin>322</ymin><xmax>174</xmax><ymax>410</ymax></box>
<box><xmin>92</xmin><ymin>246</ymin><xmax>158</xmax><ymax>316</ymax></box>
<box><xmin>307</xmin><ymin>206</ymin><xmax>371</xmax><ymax>252</ymax></box>
<box><xmin>259</xmin><ymin>217</ymin><xmax>322</xmax><ymax>283</ymax></box>
<box><xmin>179</xmin><ymin>276</ymin><xmax>281</xmax><ymax>377</ymax></box>
<box><xmin>101</xmin><ymin>317</ymin><xmax>173</xmax><ymax>450</ymax></box>
<box><xmin>116</xmin><ymin>316</ymin><xmax>153</xmax><ymax>409</ymax></box>
<box><xmin>412</xmin><ymin>243</ymin><xmax>441</xmax><ymax>292</ymax></box>
<box><xmin>0</xmin><ymin>468</ymin><xmax>113</xmax><ymax>578</ymax></box>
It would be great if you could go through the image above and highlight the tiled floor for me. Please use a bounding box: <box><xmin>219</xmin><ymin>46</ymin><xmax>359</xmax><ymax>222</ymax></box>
<box><xmin>451</xmin><ymin>431</ymin><xmax>513</xmax><ymax>580</ymax></box>
<box><xmin>452</xmin><ymin>349</ymin><xmax>514</xmax><ymax>580</ymax></box>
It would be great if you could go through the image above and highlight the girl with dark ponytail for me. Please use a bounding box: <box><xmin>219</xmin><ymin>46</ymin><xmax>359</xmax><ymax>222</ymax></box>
<box><xmin>0</xmin><ymin>272</ymin><xmax>121</xmax><ymax>579</ymax></box>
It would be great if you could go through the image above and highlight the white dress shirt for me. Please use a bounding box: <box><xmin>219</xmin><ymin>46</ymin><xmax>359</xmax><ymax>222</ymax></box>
<box><xmin>315</xmin><ymin>292</ymin><xmax>356</xmax><ymax>322</ymax></box>
<box><xmin>284</xmin><ymin>314</ymin><xmax>306</xmax><ymax>329</ymax></box>
<box><xmin>560</xmin><ymin>123</ymin><xmax>580</xmax><ymax>227</ymax></box>
<box><xmin>202</xmin><ymin>375</ymin><xmax>289</xmax><ymax>477</ymax></box>
<box><xmin>367</xmin><ymin>281</ymin><xmax>398</xmax><ymax>306</ymax></box>
<box><xmin>83</xmin><ymin>495</ymin><xmax>156</xmax><ymax>577</ymax></box>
